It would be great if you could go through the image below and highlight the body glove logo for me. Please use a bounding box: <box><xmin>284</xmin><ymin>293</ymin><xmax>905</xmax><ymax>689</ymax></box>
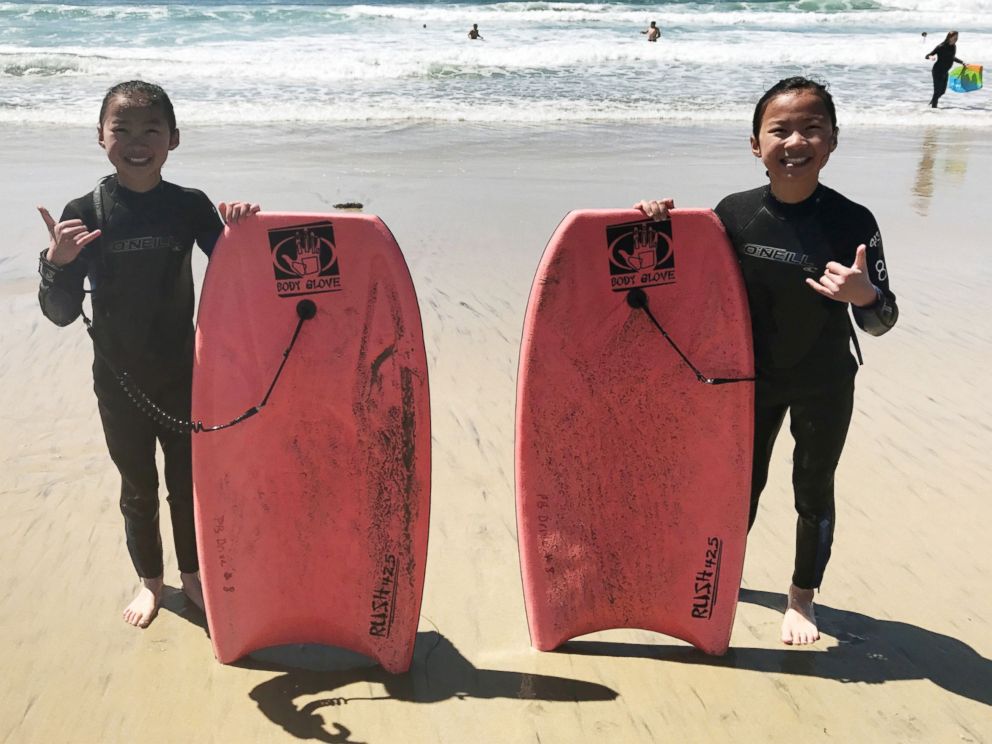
<box><xmin>607</xmin><ymin>220</ymin><xmax>676</xmax><ymax>291</ymax></box>
<box><xmin>269</xmin><ymin>220</ymin><xmax>342</xmax><ymax>297</ymax></box>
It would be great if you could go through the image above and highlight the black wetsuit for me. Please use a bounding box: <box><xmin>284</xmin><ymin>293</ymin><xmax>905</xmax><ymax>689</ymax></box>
<box><xmin>714</xmin><ymin>184</ymin><xmax>898</xmax><ymax>589</ymax></box>
<box><xmin>39</xmin><ymin>175</ymin><xmax>222</xmax><ymax>578</ymax></box>
<box><xmin>928</xmin><ymin>42</ymin><xmax>964</xmax><ymax>107</ymax></box>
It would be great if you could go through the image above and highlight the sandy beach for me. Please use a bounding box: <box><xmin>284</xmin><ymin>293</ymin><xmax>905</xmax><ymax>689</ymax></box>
<box><xmin>2</xmin><ymin>120</ymin><xmax>991</xmax><ymax>743</ymax></box>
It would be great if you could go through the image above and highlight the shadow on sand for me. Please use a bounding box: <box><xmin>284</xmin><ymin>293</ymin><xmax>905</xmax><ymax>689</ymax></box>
<box><xmin>563</xmin><ymin>588</ymin><xmax>992</xmax><ymax>707</ymax></box>
<box><xmin>159</xmin><ymin>585</ymin><xmax>208</xmax><ymax>631</ymax></box>
<box><xmin>244</xmin><ymin>630</ymin><xmax>617</xmax><ymax>743</ymax></box>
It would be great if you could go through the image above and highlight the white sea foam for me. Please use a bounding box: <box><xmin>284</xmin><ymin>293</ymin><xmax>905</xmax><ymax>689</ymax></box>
<box><xmin>3</xmin><ymin>31</ymin><xmax>989</xmax><ymax>79</ymax></box>
<box><xmin>3</xmin><ymin>86</ymin><xmax>989</xmax><ymax>129</ymax></box>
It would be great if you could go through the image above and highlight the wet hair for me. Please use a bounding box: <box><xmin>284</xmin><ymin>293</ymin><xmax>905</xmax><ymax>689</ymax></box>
<box><xmin>98</xmin><ymin>80</ymin><xmax>176</xmax><ymax>132</ymax></box>
<box><xmin>751</xmin><ymin>76</ymin><xmax>837</xmax><ymax>138</ymax></box>
<box><xmin>943</xmin><ymin>30</ymin><xmax>959</xmax><ymax>45</ymax></box>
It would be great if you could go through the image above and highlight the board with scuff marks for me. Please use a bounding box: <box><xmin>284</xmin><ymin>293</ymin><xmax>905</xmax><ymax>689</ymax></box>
<box><xmin>516</xmin><ymin>209</ymin><xmax>753</xmax><ymax>655</ymax></box>
<box><xmin>192</xmin><ymin>213</ymin><xmax>430</xmax><ymax>673</ymax></box>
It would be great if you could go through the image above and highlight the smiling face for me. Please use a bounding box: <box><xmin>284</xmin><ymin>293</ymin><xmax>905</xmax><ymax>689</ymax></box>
<box><xmin>750</xmin><ymin>90</ymin><xmax>837</xmax><ymax>203</ymax></box>
<box><xmin>98</xmin><ymin>95</ymin><xmax>179</xmax><ymax>192</ymax></box>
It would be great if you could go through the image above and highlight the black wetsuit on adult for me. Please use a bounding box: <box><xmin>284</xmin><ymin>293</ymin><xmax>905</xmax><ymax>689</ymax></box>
<box><xmin>928</xmin><ymin>42</ymin><xmax>964</xmax><ymax>107</ymax></box>
<box><xmin>39</xmin><ymin>175</ymin><xmax>222</xmax><ymax>578</ymax></box>
<box><xmin>714</xmin><ymin>184</ymin><xmax>898</xmax><ymax>590</ymax></box>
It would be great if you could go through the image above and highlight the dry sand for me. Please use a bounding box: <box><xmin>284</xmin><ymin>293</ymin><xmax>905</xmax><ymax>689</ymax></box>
<box><xmin>1</xmin><ymin>121</ymin><xmax>990</xmax><ymax>743</ymax></box>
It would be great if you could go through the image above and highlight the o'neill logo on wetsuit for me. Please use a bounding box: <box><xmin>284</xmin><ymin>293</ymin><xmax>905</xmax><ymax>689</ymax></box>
<box><xmin>269</xmin><ymin>220</ymin><xmax>342</xmax><ymax>297</ymax></box>
<box><xmin>109</xmin><ymin>236</ymin><xmax>181</xmax><ymax>253</ymax></box>
<box><xmin>743</xmin><ymin>243</ymin><xmax>819</xmax><ymax>274</ymax></box>
<box><xmin>606</xmin><ymin>219</ymin><xmax>676</xmax><ymax>291</ymax></box>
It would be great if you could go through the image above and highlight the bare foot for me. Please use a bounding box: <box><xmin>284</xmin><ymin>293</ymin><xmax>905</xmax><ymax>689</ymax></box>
<box><xmin>180</xmin><ymin>571</ymin><xmax>205</xmax><ymax>612</ymax></box>
<box><xmin>123</xmin><ymin>576</ymin><xmax>164</xmax><ymax>628</ymax></box>
<box><xmin>781</xmin><ymin>584</ymin><xmax>820</xmax><ymax>645</ymax></box>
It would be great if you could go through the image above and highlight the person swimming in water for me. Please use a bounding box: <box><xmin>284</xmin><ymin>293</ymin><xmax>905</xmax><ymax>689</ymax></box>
<box><xmin>468</xmin><ymin>23</ymin><xmax>483</xmax><ymax>40</ymax></box>
<box><xmin>641</xmin><ymin>21</ymin><xmax>660</xmax><ymax>42</ymax></box>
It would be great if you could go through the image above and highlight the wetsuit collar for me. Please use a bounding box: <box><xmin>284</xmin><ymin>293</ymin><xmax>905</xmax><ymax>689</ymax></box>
<box><xmin>762</xmin><ymin>183</ymin><xmax>825</xmax><ymax>220</ymax></box>
<box><xmin>109</xmin><ymin>174</ymin><xmax>166</xmax><ymax>201</ymax></box>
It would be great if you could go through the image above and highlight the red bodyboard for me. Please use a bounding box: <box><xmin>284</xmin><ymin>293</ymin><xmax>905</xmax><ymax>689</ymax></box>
<box><xmin>516</xmin><ymin>209</ymin><xmax>753</xmax><ymax>655</ymax></box>
<box><xmin>192</xmin><ymin>213</ymin><xmax>430</xmax><ymax>673</ymax></box>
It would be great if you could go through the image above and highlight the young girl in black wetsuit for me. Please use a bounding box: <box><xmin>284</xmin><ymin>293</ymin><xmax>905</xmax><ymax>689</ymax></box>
<box><xmin>926</xmin><ymin>31</ymin><xmax>965</xmax><ymax>108</ymax></box>
<box><xmin>636</xmin><ymin>77</ymin><xmax>898</xmax><ymax>646</ymax></box>
<box><xmin>37</xmin><ymin>81</ymin><xmax>259</xmax><ymax>628</ymax></box>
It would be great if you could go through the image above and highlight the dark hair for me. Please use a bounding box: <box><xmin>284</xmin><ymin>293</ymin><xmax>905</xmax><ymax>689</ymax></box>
<box><xmin>943</xmin><ymin>30</ymin><xmax>959</xmax><ymax>45</ymax></box>
<box><xmin>99</xmin><ymin>80</ymin><xmax>176</xmax><ymax>132</ymax></box>
<box><xmin>751</xmin><ymin>76</ymin><xmax>837</xmax><ymax>138</ymax></box>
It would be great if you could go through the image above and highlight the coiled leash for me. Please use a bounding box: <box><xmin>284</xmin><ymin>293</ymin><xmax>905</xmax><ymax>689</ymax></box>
<box><xmin>85</xmin><ymin>178</ymin><xmax>318</xmax><ymax>433</ymax></box>
<box><xmin>626</xmin><ymin>288</ymin><xmax>755</xmax><ymax>386</ymax></box>
<box><xmin>82</xmin><ymin>299</ymin><xmax>317</xmax><ymax>435</ymax></box>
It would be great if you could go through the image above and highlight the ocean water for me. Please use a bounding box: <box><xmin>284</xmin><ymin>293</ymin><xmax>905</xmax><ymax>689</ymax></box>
<box><xmin>1</xmin><ymin>0</ymin><xmax>990</xmax><ymax>127</ymax></box>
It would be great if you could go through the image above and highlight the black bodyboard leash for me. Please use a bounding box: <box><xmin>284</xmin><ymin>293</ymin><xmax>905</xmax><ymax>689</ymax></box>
<box><xmin>82</xmin><ymin>299</ymin><xmax>317</xmax><ymax>434</ymax></box>
<box><xmin>87</xmin><ymin>178</ymin><xmax>318</xmax><ymax>433</ymax></box>
<box><xmin>626</xmin><ymin>288</ymin><xmax>755</xmax><ymax>386</ymax></box>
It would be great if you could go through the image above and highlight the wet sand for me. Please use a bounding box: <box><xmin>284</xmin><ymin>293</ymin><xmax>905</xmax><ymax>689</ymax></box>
<box><xmin>1</xmin><ymin>122</ymin><xmax>990</xmax><ymax>743</ymax></box>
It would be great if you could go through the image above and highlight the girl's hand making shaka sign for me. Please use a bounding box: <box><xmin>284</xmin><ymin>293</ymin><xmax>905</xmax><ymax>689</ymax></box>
<box><xmin>805</xmin><ymin>244</ymin><xmax>878</xmax><ymax>307</ymax></box>
<box><xmin>37</xmin><ymin>206</ymin><xmax>102</xmax><ymax>267</ymax></box>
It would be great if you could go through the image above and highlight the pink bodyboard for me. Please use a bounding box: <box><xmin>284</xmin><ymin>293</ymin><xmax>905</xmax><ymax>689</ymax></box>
<box><xmin>516</xmin><ymin>209</ymin><xmax>754</xmax><ymax>655</ymax></box>
<box><xmin>192</xmin><ymin>213</ymin><xmax>430</xmax><ymax>673</ymax></box>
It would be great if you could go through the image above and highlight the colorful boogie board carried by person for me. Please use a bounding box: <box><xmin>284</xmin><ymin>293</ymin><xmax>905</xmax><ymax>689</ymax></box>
<box><xmin>36</xmin><ymin>80</ymin><xmax>259</xmax><ymax>628</ymax></box>
<box><xmin>636</xmin><ymin>76</ymin><xmax>899</xmax><ymax>645</ymax></box>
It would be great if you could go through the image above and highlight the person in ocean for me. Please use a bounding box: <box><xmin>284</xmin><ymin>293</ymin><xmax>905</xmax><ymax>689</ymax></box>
<box><xmin>926</xmin><ymin>31</ymin><xmax>966</xmax><ymax>108</ymax></box>
<box><xmin>641</xmin><ymin>21</ymin><xmax>660</xmax><ymax>42</ymax></box>
<box><xmin>37</xmin><ymin>80</ymin><xmax>259</xmax><ymax>628</ymax></box>
<box><xmin>468</xmin><ymin>23</ymin><xmax>483</xmax><ymax>40</ymax></box>
<box><xmin>636</xmin><ymin>76</ymin><xmax>898</xmax><ymax>645</ymax></box>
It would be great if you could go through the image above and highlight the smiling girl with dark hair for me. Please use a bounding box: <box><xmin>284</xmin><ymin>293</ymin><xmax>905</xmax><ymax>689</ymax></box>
<box><xmin>635</xmin><ymin>77</ymin><xmax>898</xmax><ymax>646</ymax></box>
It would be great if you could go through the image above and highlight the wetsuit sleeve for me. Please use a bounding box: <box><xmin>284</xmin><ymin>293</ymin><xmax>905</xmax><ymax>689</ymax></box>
<box><xmin>192</xmin><ymin>191</ymin><xmax>224</xmax><ymax>259</ymax></box>
<box><xmin>851</xmin><ymin>214</ymin><xmax>898</xmax><ymax>336</ymax></box>
<box><xmin>926</xmin><ymin>45</ymin><xmax>939</xmax><ymax>57</ymax></box>
<box><xmin>38</xmin><ymin>203</ymin><xmax>89</xmax><ymax>327</ymax></box>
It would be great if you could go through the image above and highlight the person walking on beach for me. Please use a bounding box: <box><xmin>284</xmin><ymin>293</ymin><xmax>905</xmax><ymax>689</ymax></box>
<box><xmin>642</xmin><ymin>21</ymin><xmax>660</xmax><ymax>42</ymax></box>
<box><xmin>636</xmin><ymin>77</ymin><xmax>899</xmax><ymax>645</ymax></box>
<box><xmin>926</xmin><ymin>31</ymin><xmax>966</xmax><ymax>108</ymax></box>
<box><xmin>36</xmin><ymin>80</ymin><xmax>259</xmax><ymax>628</ymax></box>
<box><xmin>468</xmin><ymin>23</ymin><xmax>483</xmax><ymax>40</ymax></box>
